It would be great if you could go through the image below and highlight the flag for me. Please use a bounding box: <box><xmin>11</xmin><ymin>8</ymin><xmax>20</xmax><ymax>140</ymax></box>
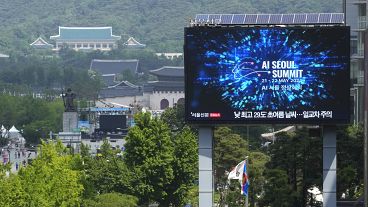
<box><xmin>227</xmin><ymin>160</ymin><xmax>245</xmax><ymax>180</ymax></box>
<box><xmin>241</xmin><ymin>160</ymin><xmax>250</xmax><ymax>197</ymax></box>
<box><xmin>227</xmin><ymin>159</ymin><xmax>250</xmax><ymax>197</ymax></box>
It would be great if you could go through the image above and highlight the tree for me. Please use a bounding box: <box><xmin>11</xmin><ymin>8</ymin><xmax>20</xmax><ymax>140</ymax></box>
<box><xmin>0</xmin><ymin>140</ymin><xmax>84</xmax><ymax>207</ymax></box>
<box><xmin>124</xmin><ymin>112</ymin><xmax>174</xmax><ymax>205</ymax></box>
<box><xmin>124</xmin><ymin>112</ymin><xmax>198</xmax><ymax>206</ymax></box>
<box><xmin>0</xmin><ymin>174</ymin><xmax>28</xmax><ymax>207</ymax></box>
<box><xmin>82</xmin><ymin>192</ymin><xmax>138</xmax><ymax>207</ymax></box>
<box><xmin>337</xmin><ymin>125</ymin><xmax>364</xmax><ymax>199</ymax></box>
<box><xmin>82</xmin><ymin>149</ymin><xmax>133</xmax><ymax>196</ymax></box>
<box><xmin>248</xmin><ymin>151</ymin><xmax>270</xmax><ymax>206</ymax></box>
<box><xmin>214</xmin><ymin>127</ymin><xmax>249</xmax><ymax>188</ymax></box>
<box><xmin>17</xmin><ymin>140</ymin><xmax>84</xmax><ymax>206</ymax></box>
<box><xmin>161</xmin><ymin>103</ymin><xmax>186</xmax><ymax>132</ymax></box>
<box><xmin>264</xmin><ymin>128</ymin><xmax>322</xmax><ymax>206</ymax></box>
<box><xmin>163</xmin><ymin>127</ymin><xmax>198</xmax><ymax>206</ymax></box>
<box><xmin>214</xmin><ymin>127</ymin><xmax>249</xmax><ymax>206</ymax></box>
<box><xmin>261</xmin><ymin>169</ymin><xmax>294</xmax><ymax>207</ymax></box>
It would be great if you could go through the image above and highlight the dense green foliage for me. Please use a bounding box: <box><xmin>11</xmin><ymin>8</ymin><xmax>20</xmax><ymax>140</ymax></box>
<box><xmin>261</xmin><ymin>129</ymin><xmax>323</xmax><ymax>206</ymax></box>
<box><xmin>0</xmin><ymin>95</ymin><xmax>63</xmax><ymax>145</ymax></box>
<box><xmin>160</xmin><ymin>103</ymin><xmax>186</xmax><ymax>132</ymax></box>
<box><xmin>0</xmin><ymin>140</ymin><xmax>84</xmax><ymax>207</ymax></box>
<box><xmin>0</xmin><ymin>111</ymin><xmax>198</xmax><ymax>206</ymax></box>
<box><xmin>214</xmin><ymin>127</ymin><xmax>270</xmax><ymax>206</ymax></box>
<box><xmin>82</xmin><ymin>193</ymin><xmax>138</xmax><ymax>207</ymax></box>
<box><xmin>0</xmin><ymin>47</ymin><xmax>182</xmax><ymax>98</ymax></box>
<box><xmin>124</xmin><ymin>112</ymin><xmax>198</xmax><ymax>206</ymax></box>
<box><xmin>337</xmin><ymin>125</ymin><xmax>364</xmax><ymax>200</ymax></box>
<box><xmin>0</xmin><ymin>0</ymin><xmax>341</xmax><ymax>53</ymax></box>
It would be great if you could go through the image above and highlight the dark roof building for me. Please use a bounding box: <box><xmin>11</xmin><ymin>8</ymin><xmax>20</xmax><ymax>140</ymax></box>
<box><xmin>30</xmin><ymin>37</ymin><xmax>53</xmax><ymax>49</ymax></box>
<box><xmin>101</xmin><ymin>74</ymin><xmax>117</xmax><ymax>87</ymax></box>
<box><xmin>90</xmin><ymin>59</ymin><xmax>140</xmax><ymax>75</ymax></box>
<box><xmin>145</xmin><ymin>66</ymin><xmax>184</xmax><ymax>92</ymax></box>
<box><xmin>50</xmin><ymin>27</ymin><xmax>121</xmax><ymax>51</ymax></box>
<box><xmin>149</xmin><ymin>66</ymin><xmax>184</xmax><ymax>82</ymax></box>
<box><xmin>99</xmin><ymin>81</ymin><xmax>143</xmax><ymax>99</ymax></box>
<box><xmin>96</xmin><ymin>66</ymin><xmax>184</xmax><ymax>110</ymax></box>
<box><xmin>144</xmin><ymin>81</ymin><xmax>184</xmax><ymax>92</ymax></box>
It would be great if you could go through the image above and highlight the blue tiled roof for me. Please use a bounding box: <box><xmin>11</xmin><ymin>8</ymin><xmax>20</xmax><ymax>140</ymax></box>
<box><xmin>50</xmin><ymin>27</ymin><xmax>121</xmax><ymax>40</ymax></box>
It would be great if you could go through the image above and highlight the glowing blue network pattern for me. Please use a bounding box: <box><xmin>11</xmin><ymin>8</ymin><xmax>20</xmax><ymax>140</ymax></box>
<box><xmin>185</xmin><ymin>26</ymin><xmax>350</xmax><ymax>124</ymax></box>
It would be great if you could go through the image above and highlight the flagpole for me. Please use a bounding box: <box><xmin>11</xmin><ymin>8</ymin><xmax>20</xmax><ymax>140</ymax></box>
<box><xmin>245</xmin><ymin>156</ymin><xmax>249</xmax><ymax>207</ymax></box>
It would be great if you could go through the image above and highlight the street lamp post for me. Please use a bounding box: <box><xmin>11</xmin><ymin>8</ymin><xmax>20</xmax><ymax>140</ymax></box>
<box><xmin>6</xmin><ymin>145</ymin><xmax>10</xmax><ymax>163</ymax></box>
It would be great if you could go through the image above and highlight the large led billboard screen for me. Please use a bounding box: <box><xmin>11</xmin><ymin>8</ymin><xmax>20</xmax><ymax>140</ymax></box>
<box><xmin>184</xmin><ymin>26</ymin><xmax>350</xmax><ymax>124</ymax></box>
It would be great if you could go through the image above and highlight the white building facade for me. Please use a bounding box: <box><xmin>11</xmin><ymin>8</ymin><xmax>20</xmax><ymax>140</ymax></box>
<box><xmin>97</xmin><ymin>66</ymin><xmax>184</xmax><ymax>110</ymax></box>
<box><xmin>50</xmin><ymin>27</ymin><xmax>121</xmax><ymax>51</ymax></box>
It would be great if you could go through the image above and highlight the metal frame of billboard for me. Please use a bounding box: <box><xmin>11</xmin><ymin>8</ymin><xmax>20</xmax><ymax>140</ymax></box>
<box><xmin>189</xmin><ymin>14</ymin><xmax>349</xmax><ymax>207</ymax></box>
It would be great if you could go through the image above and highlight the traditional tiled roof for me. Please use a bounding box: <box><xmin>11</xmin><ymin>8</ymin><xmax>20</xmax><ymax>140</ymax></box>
<box><xmin>50</xmin><ymin>27</ymin><xmax>121</xmax><ymax>41</ymax></box>
<box><xmin>108</xmin><ymin>80</ymin><xmax>140</xmax><ymax>89</ymax></box>
<box><xmin>101</xmin><ymin>74</ymin><xmax>116</xmax><ymax>87</ymax></box>
<box><xmin>30</xmin><ymin>37</ymin><xmax>53</xmax><ymax>49</ymax></box>
<box><xmin>99</xmin><ymin>81</ymin><xmax>143</xmax><ymax>98</ymax></box>
<box><xmin>149</xmin><ymin>66</ymin><xmax>184</xmax><ymax>77</ymax></box>
<box><xmin>144</xmin><ymin>81</ymin><xmax>184</xmax><ymax>92</ymax></box>
<box><xmin>90</xmin><ymin>59</ymin><xmax>140</xmax><ymax>75</ymax></box>
<box><xmin>123</xmin><ymin>37</ymin><xmax>146</xmax><ymax>48</ymax></box>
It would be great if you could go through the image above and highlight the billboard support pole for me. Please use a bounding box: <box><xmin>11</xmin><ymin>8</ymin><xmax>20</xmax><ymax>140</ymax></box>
<box><xmin>364</xmin><ymin>29</ymin><xmax>368</xmax><ymax>207</ymax></box>
<box><xmin>323</xmin><ymin>125</ymin><xmax>337</xmax><ymax>207</ymax></box>
<box><xmin>198</xmin><ymin>127</ymin><xmax>214</xmax><ymax>207</ymax></box>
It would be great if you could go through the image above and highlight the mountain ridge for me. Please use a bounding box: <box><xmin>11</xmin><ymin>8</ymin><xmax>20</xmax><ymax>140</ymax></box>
<box><xmin>0</xmin><ymin>0</ymin><xmax>342</xmax><ymax>53</ymax></box>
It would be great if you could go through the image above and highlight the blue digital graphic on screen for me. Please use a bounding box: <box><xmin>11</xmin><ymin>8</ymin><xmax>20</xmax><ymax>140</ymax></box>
<box><xmin>185</xmin><ymin>27</ymin><xmax>350</xmax><ymax>124</ymax></box>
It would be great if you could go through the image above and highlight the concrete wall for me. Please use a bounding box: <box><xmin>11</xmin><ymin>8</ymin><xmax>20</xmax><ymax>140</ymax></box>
<box><xmin>97</xmin><ymin>91</ymin><xmax>184</xmax><ymax>110</ymax></box>
<box><xmin>149</xmin><ymin>91</ymin><xmax>184</xmax><ymax>109</ymax></box>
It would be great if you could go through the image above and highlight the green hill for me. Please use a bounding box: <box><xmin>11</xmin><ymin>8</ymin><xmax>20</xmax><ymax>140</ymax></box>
<box><xmin>0</xmin><ymin>0</ymin><xmax>342</xmax><ymax>53</ymax></box>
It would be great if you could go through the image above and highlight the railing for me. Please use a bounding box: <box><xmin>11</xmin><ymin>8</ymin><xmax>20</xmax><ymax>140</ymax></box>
<box><xmin>358</xmin><ymin>16</ymin><xmax>367</xmax><ymax>30</ymax></box>
<box><xmin>357</xmin><ymin>48</ymin><xmax>364</xmax><ymax>56</ymax></box>
<box><xmin>357</xmin><ymin>70</ymin><xmax>364</xmax><ymax>85</ymax></box>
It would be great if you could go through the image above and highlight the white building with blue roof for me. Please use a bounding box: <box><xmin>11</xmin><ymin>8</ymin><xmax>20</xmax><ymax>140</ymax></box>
<box><xmin>50</xmin><ymin>26</ymin><xmax>121</xmax><ymax>51</ymax></box>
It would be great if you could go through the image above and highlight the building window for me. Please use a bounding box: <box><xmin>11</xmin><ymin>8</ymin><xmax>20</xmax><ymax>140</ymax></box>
<box><xmin>177</xmin><ymin>98</ymin><xmax>185</xmax><ymax>105</ymax></box>
<box><xmin>96</xmin><ymin>44</ymin><xmax>101</xmax><ymax>48</ymax></box>
<box><xmin>83</xmin><ymin>44</ymin><xmax>88</xmax><ymax>48</ymax></box>
<box><xmin>160</xmin><ymin>99</ymin><xmax>169</xmax><ymax>110</ymax></box>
